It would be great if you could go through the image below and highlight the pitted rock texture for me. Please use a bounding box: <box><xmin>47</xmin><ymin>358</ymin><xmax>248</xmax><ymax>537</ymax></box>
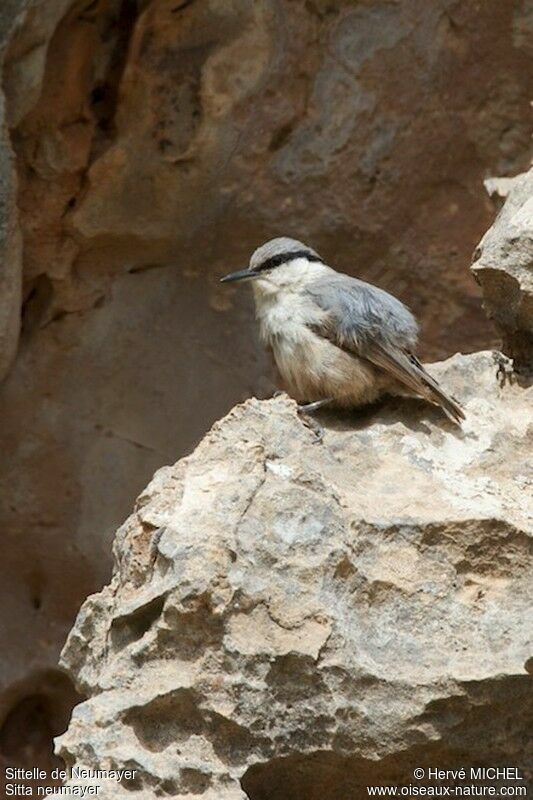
<box><xmin>56</xmin><ymin>351</ymin><xmax>533</xmax><ymax>799</ymax></box>
<box><xmin>473</xmin><ymin>168</ymin><xmax>533</xmax><ymax>371</ymax></box>
<box><xmin>1</xmin><ymin>0</ymin><xmax>532</xmax><ymax>784</ymax></box>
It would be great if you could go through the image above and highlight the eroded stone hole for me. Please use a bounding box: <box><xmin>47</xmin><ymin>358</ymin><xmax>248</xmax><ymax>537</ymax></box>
<box><xmin>27</xmin><ymin>567</ymin><xmax>46</xmax><ymax>613</ymax></box>
<box><xmin>241</xmin><ymin>677</ymin><xmax>533</xmax><ymax>799</ymax></box>
<box><xmin>240</xmin><ymin>748</ymin><xmax>489</xmax><ymax>800</ymax></box>
<box><xmin>89</xmin><ymin>0</ymin><xmax>139</xmax><ymax>139</ymax></box>
<box><xmin>269</xmin><ymin>120</ymin><xmax>297</xmax><ymax>153</ymax></box>
<box><xmin>241</xmin><ymin>675</ymin><xmax>531</xmax><ymax>800</ymax></box>
<box><xmin>21</xmin><ymin>275</ymin><xmax>54</xmax><ymax>335</ymax></box>
<box><xmin>0</xmin><ymin>670</ymin><xmax>81</xmax><ymax>781</ymax></box>
<box><xmin>123</xmin><ymin>688</ymin><xmax>203</xmax><ymax>752</ymax></box>
<box><xmin>86</xmin><ymin>0</ymin><xmax>141</xmax><ymax>161</ymax></box>
<box><xmin>178</xmin><ymin>767</ymin><xmax>211</xmax><ymax>794</ymax></box>
<box><xmin>110</xmin><ymin>594</ymin><xmax>166</xmax><ymax>650</ymax></box>
<box><xmin>0</xmin><ymin>695</ymin><xmax>59</xmax><ymax>769</ymax></box>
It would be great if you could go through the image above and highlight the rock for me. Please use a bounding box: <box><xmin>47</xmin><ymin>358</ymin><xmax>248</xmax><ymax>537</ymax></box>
<box><xmin>56</xmin><ymin>351</ymin><xmax>532</xmax><ymax>798</ymax></box>
<box><xmin>0</xmin><ymin>1</ymin><xmax>24</xmax><ymax>382</ymax></box>
<box><xmin>1</xmin><ymin>0</ymin><xmax>532</xmax><ymax>784</ymax></box>
<box><xmin>0</xmin><ymin>92</ymin><xmax>22</xmax><ymax>382</ymax></box>
<box><xmin>483</xmin><ymin>175</ymin><xmax>521</xmax><ymax>202</ymax></box>
<box><xmin>473</xmin><ymin>168</ymin><xmax>533</xmax><ymax>371</ymax></box>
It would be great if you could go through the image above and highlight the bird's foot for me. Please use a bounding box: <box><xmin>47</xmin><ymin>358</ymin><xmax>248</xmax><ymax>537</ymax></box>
<box><xmin>297</xmin><ymin>398</ymin><xmax>333</xmax><ymax>413</ymax></box>
<box><xmin>299</xmin><ymin>414</ymin><xmax>324</xmax><ymax>442</ymax></box>
<box><xmin>296</xmin><ymin>398</ymin><xmax>333</xmax><ymax>442</ymax></box>
<box><xmin>493</xmin><ymin>351</ymin><xmax>516</xmax><ymax>388</ymax></box>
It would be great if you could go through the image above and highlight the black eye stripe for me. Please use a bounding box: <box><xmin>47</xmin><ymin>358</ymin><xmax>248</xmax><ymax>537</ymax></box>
<box><xmin>255</xmin><ymin>250</ymin><xmax>323</xmax><ymax>272</ymax></box>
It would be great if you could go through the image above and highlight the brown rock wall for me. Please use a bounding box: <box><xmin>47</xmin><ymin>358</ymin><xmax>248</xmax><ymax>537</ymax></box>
<box><xmin>0</xmin><ymin>0</ymin><xmax>531</xmax><ymax>788</ymax></box>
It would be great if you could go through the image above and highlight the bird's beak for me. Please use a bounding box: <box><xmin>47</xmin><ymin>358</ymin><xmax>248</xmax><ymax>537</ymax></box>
<box><xmin>220</xmin><ymin>268</ymin><xmax>258</xmax><ymax>284</ymax></box>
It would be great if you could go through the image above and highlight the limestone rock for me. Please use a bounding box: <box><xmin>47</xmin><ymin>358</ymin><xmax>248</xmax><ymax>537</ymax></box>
<box><xmin>1</xmin><ymin>0</ymin><xmax>532</xmax><ymax>785</ymax></box>
<box><xmin>473</xmin><ymin>168</ymin><xmax>533</xmax><ymax>371</ymax></box>
<box><xmin>56</xmin><ymin>351</ymin><xmax>532</xmax><ymax>798</ymax></box>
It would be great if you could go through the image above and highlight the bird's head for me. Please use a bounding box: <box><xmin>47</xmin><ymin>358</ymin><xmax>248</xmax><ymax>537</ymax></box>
<box><xmin>220</xmin><ymin>237</ymin><xmax>324</xmax><ymax>290</ymax></box>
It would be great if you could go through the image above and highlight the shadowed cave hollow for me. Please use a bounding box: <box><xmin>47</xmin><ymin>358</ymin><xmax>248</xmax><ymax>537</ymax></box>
<box><xmin>241</xmin><ymin>750</ymin><xmax>506</xmax><ymax>800</ymax></box>
<box><xmin>0</xmin><ymin>670</ymin><xmax>80</xmax><ymax>794</ymax></box>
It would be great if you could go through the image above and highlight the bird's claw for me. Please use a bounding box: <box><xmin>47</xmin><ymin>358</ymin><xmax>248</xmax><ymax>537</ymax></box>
<box><xmin>296</xmin><ymin>398</ymin><xmax>332</xmax><ymax>442</ymax></box>
<box><xmin>493</xmin><ymin>351</ymin><xmax>516</xmax><ymax>388</ymax></box>
<box><xmin>297</xmin><ymin>398</ymin><xmax>333</xmax><ymax>413</ymax></box>
<box><xmin>299</xmin><ymin>414</ymin><xmax>325</xmax><ymax>442</ymax></box>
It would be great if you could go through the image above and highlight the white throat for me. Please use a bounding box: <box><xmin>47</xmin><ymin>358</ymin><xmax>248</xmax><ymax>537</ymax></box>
<box><xmin>251</xmin><ymin>257</ymin><xmax>330</xmax><ymax>300</ymax></box>
<box><xmin>250</xmin><ymin>257</ymin><xmax>332</xmax><ymax>349</ymax></box>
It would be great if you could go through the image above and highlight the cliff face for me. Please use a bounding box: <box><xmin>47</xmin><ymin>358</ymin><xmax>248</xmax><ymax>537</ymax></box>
<box><xmin>0</xmin><ymin>0</ymin><xmax>532</xmax><ymax>787</ymax></box>
<box><xmin>0</xmin><ymin>1</ymin><xmax>22</xmax><ymax>382</ymax></box>
<box><xmin>473</xmin><ymin>169</ymin><xmax>533</xmax><ymax>371</ymax></box>
<box><xmin>56</xmin><ymin>354</ymin><xmax>532</xmax><ymax>799</ymax></box>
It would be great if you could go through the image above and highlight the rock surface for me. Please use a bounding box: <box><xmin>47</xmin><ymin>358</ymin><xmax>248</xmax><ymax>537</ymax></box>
<box><xmin>56</xmin><ymin>351</ymin><xmax>533</xmax><ymax>799</ymax></box>
<box><xmin>473</xmin><ymin>168</ymin><xmax>533</xmax><ymax>371</ymax></box>
<box><xmin>0</xmin><ymin>0</ymin><xmax>23</xmax><ymax>383</ymax></box>
<box><xmin>1</xmin><ymin>0</ymin><xmax>532</xmax><ymax>784</ymax></box>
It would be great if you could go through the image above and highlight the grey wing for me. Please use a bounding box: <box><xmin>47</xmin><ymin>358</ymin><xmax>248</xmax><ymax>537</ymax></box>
<box><xmin>307</xmin><ymin>273</ymin><xmax>465</xmax><ymax>424</ymax></box>
<box><xmin>307</xmin><ymin>272</ymin><xmax>419</xmax><ymax>353</ymax></box>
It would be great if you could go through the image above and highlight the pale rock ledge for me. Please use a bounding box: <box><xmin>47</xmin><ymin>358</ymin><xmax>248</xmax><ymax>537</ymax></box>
<box><xmin>55</xmin><ymin>351</ymin><xmax>532</xmax><ymax>799</ymax></box>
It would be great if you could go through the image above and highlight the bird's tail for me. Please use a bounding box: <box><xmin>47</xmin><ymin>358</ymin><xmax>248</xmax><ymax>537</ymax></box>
<box><xmin>424</xmin><ymin>380</ymin><xmax>465</xmax><ymax>424</ymax></box>
<box><xmin>362</xmin><ymin>342</ymin><xmax>466</xmax><ymax>425</ymax></box>
<box><xmin>409</xmin><ymin>355</ymin><xmax>465</xmax><ymax>425</ymax></box>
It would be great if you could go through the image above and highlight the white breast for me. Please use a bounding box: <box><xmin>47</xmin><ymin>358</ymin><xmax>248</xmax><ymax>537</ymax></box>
<box><xmin>252</xmin><ymin>280</ymin><xmax>380</xmax><ymax>405</ymax></box>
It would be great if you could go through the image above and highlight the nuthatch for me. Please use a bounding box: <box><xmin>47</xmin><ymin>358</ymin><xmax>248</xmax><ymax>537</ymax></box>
<box><xmin>221</xmin><ymin>237</ymin><xmax>464</xmax><ymax>424</ymax></box>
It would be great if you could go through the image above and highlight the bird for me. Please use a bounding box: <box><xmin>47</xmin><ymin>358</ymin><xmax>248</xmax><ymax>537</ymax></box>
<box><xmin>220</xmin><ymin>237</ymin><xmax>465</xmax><ymax>424</ymax></box>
